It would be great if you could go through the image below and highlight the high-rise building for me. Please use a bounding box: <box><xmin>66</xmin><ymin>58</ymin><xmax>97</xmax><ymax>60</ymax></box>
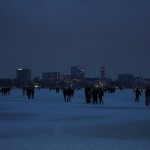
<box><xmin>70</xmin><ymin>66</ymin><xmax>85</xmax><ymax>79</ymax></box>
<box><xmin>100</xmin><ymin>66</ymin><xmax>105</xmax><ymax>79</ymax></box>
<box><xmin>16</xmin><ymin>68</ymin><xmax>31</xmax><ymax>81</ymax></box>
<box><xmin>42</xmin><ymin>72</ymin><xmax>61</xmax><ymax>81</ymax></box>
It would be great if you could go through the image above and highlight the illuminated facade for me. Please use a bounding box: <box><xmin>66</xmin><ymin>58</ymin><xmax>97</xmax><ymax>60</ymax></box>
<box><xmin>42</xmin><ymin>72</ymin><xmax>61</xmax><ymax>81</ymax></box>
<box><xmin>70</xmin><ymin>66</ymin><xmax>85</xmax><ymax>79</ymax></box>
<box><xmin>16</xmin><ymin>68</ymin><xmax>31</xmax><ymax>81</ymax></box>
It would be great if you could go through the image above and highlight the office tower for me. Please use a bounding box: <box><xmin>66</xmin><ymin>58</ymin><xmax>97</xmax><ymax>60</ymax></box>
<box><xmin>71</xmin><ymin>66</ymin><xmax>85</xmax><ymax>79</ymax></box>
<box><xmin>42</xmin><ymin>72</ymin><xmax>61</xmax><ymax>81</ymax></box>
<box><xmin>16</xmin><ymin>68</ymin><xmax>31</xmax><ymax>81</ymax></box>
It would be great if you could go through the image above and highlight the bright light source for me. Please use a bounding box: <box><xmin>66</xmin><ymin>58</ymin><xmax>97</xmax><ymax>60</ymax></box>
<box><xmin>35</xmin><ymin>85</ymin><xmax>38</xmax><ymax>88</ymax></box>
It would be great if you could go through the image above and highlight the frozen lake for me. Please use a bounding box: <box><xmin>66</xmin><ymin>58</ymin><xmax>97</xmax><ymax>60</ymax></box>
<box><xmin>0</xmin><ymin>88</ymin><xmax>150</xmax><ymax>150</ymax></box>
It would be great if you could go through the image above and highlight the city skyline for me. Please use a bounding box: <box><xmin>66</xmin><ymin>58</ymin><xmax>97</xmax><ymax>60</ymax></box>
<box><xmin>0</xmin><ymin>66</ymin><xmax>149</xmax><ymax>80</ymax></box>
<box><xmin>0</xmin><ymin>0</ymin><xmax>150</xmax><ymax>79</ymax></box>
<box><xmin>0</xmin><ymin>65</ymin><xmax>149</xmax><ymax>80</ymax></box>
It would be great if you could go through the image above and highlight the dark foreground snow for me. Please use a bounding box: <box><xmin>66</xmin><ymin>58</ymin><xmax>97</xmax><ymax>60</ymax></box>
<box><xmin>0</xmin><ymin>89</ymin><xmax>150</xmax><ymax>150</ymax></box>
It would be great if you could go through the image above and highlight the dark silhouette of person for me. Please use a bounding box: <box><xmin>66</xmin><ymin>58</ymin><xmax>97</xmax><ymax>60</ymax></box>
<box><xmin>22</xmin><ymin>86</ymin><xmax>26</xmax><ymax>95</ymax></box>
<box><xmin>1</xmin><ymin>87</ymin><xmax>10</xmax><ymax>96</ymax></box>
<box><xmin>31</xmin><ymin>88</ymin><xmax>34</xmax><ymax>99</ymax></box>
<box><xmin>135</xmin><ymin>87</ymin><xmax>141</xmax><ymax>102</ymax></box>
<box><xmin>26</xmin><ymin>87</ymin><xmax>34</xmax><ymax>99</ymax></box>
<box><xmin>98</xmin><ymin>88</ymin><xmax>104</xmax><ymax>104</ymax></box>
<box><xmin>71</xmin><ymin>88</ymin><xmax>75</xmax><ymax>97</ymax></box>
<box><xmin>63</xmin><ymin>88</ymin><xmax>67</xmax><ymax>102</ymax></box>
<box><xmin>145</xmin><ymin>86</ymin><xmax>150</xmax><ymax>106</ymax></box>
<box><xmin>92</xmin><ymin>87</ymin><xmax>99</xmax><ymax>104</ymax></box>
<box><xmin>56</xmin><ymin>87</ymin><xmax>60</xmax><ymax>93</ymax></box>
<box><xmin>85</xmin><ymin>86</ymin><xmax>92</xmax><ymax>103</ymax></box>
<box><xmin>66</xmin><ymin>87</ymin><xmax>72</xmax><ymax>102</ymax></box>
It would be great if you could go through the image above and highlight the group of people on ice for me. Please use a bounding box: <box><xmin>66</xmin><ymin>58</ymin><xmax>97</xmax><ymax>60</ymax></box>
<box><xmin>134</xmin><ymin>87</ymin><xmax>150</xmax><ymax>106</ymax></box>
<box><xmin>63</xmin><ymin>87</ymin><xmax>74</xmax><ymax>102</ymax></box>
<box><xmin>1</xmin><ymin>84</ymin><xmax>150</xmax><ymax>106</ymax></box>
<box><xmin>84</xmin><ymin>86</ymin><xmax>105</xmax><ymax>104</ymax></box>
<box><xmin>0</xmin><ymin>87</ymin><xmax>11</xmax><ymax>96</ymax></box>
<box><xmin>84</xmin><ymin>85</ymin><xmax>150</xmax><ymax>106</ymax></box>
<box><xmin>22</xmin><ymin>86</ymin><xmax>35</xmax><ymax>99</ymax></box>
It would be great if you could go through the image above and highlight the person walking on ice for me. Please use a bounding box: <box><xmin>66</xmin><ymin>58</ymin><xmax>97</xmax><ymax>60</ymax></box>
<box><xmin>145</xmin><ymin>86</ymin><xmax>150</xmax><ymax>106</ymax></box>
<box><xmin>135</xmin><ymin>87</ymin><xmax>141</xmax><ymax>103</ymax></box>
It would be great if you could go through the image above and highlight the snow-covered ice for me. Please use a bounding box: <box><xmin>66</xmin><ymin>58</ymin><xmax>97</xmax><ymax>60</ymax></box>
<box><xmin>0</xmin><ymin>88</ymin><xmax>150</xmax><ymax>150</ymax></box>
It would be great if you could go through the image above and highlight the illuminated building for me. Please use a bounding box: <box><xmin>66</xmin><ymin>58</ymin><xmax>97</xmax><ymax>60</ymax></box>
<box><xmin>42</xmin><ymin>72</ymin><xmax>61</xmax><ymax>81</ymax></box>
<box><xmin>16</xmin><ymin>68</ymin><xmax>31</xmax><ymax>81</ymax></box>
<box><xmin>63</xmin><ymin>75</ymin><xmax>72</xmax><ymax>81</ymax></box>
<box><xmin>70</xmin><ymin>66</ymin><xmax>85</xmax><ymax>79</ymax></box>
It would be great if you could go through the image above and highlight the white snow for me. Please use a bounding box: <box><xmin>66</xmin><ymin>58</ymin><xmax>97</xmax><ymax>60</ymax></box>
<box><xmin>0</xmin><ymin>88</ymin><xmax>150</xmax><ymax>150</ymax></box>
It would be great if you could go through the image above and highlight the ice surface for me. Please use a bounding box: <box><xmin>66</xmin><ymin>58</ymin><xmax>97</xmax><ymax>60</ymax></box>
<box><xmin>0</xmin><ymin>88</ymin><xmax>150</xmax><ymax>150</ymax></box>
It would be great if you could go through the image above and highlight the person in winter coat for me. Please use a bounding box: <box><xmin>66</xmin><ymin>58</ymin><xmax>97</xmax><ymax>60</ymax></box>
<box><xmin>135</xmin><ymin>87</ymin><xmax>141</xmax><ymax>102</ymax></box>
<box><xmin>145</xmin><ymin>86</ymin><xmax>150</xmax><ymax>106</ymax></box>
<box><xmin>98</xmin><ymin>88</ymin><xmax>104</xmax><ymax>104</ymax></box>
<box><xmin>92</xmin><ymin>87</ymin><xmax>99</xmax><ymax>104</ymax></box>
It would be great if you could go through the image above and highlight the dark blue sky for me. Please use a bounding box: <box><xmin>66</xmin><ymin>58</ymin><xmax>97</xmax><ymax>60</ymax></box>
<box><xmin>0</xmin><ymin>0</ymin><xmax>150</xmax><ymax>79</ymax></box>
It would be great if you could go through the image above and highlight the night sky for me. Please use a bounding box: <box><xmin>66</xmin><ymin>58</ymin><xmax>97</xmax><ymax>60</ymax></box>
<box><xmin>0</xmin><ymin>0</ymin><xmax>150</xmax><ymax>79</ymax></box>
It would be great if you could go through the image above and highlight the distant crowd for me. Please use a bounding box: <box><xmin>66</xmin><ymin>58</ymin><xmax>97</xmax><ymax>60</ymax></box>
<box><xmin>84</xmin><ymin>86</ymin><xmax>115</xmax><ymax>105</ymax></box>
<box><xmin>0</xmin><ymin>85</ymin><xmax>150</xmax><ymax>106</ymax></box>
<box><xmin>22</xmin><ymin>86</ymin><xmax>35</xmax><ymax>99</ymax></box>
<box><xmin>0</xmin><ymin>87</ymin><xmax>10</xmax><ymax>95</ymax></box>
<box><xmin>134</xmin><ymin>87</ymin><xmax>150</xmax><ymax>106</ymax></box>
